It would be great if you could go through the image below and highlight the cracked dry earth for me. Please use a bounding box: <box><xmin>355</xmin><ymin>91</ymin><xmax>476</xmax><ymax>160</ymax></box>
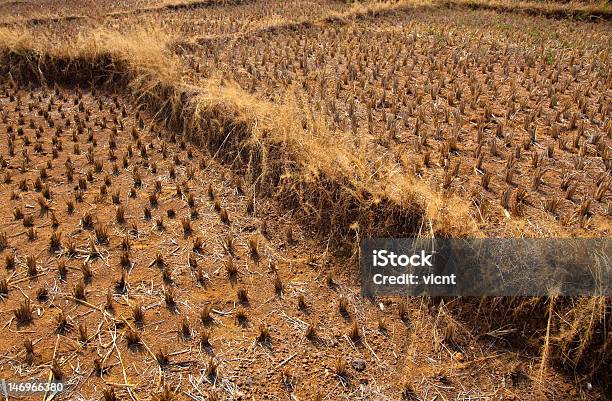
<box><xmin>0</xmin><ymin>82</ymin><xmax>595</xmax><ymax>401</ymax></box>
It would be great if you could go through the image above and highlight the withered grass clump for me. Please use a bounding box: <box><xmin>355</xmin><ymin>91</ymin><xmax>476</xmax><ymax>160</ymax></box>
<box><xmin>66</xmin><ymin>200</ymin><xmax>75</xmax><ymax>214</ymax></box>
<box><xmin>155</xmin><ymin>217</ymin><xmax>165</xmax><ymax>231</ymax></box>
<box><xmin>155</xmin><ymin>346</ymin><xmax>170</xmax><ymax>366</ymax></box>
<box><xmin>81</xmin><ymin>262</ymin><xmax>93</xmax><ymax>283</ymax></box>
<box><xmin>181</xmin><ymin>217</ymin><xmax>192</xmax><ymax>235</ymax></box>
<box><xmin>179</xmin><ymin>316</ymin><xmax>191</xmax><ymax>339</ymax></box>
<box><xmin>23</xmin><ymin>339</ymin><xmax>34</xmax><ymax>364</ymax></box>
<box><xmin>13</xmin><ymin>207</ymin><xmax>23</xmax><ymax>220</ymax></box>
<box><xmin>36</xmin><ymin>286</ymin><xmax>48</xmax><ymax>301</ymax></box>
<box><xmin>115</xmin><ymin>271</ymin><xmax>128</xmax><ymax>294</ymax></box>
<box><xmin>125</xmin><ymin>327</ymin><xmax>141</xmax><ymax>347</ymax></box>
<box><xmin>65</xmin><ymin>238</ymin><xmax>77</xmax><ymax>257</ymax></box>
<box><xmin>104</xmin><ymin>291</ymin><xmax>114</xmax><ymax>313</ymax></box>
<box><xmin>305</xmin><ymin>323</ymin><xmax>317</xmax><ymax>340</ymax></box>
<box><xmin>273</xmin><ymin>274</ymin><xmax>283</xmax><ymax>295</ymax></box>
<box><xmin>164</xmin><ymin>286</ymin><xmax>176</xmax><ymax>308</ymax></box>
<box><xmin>348</xmin><ymin>321</ymin><xmax>361</xmax><ymax>343</ymax></box>
<box><xmin>235</xmin><ymin>308</ymin><xmax>248</xmax><ymax>326</ymax></box>
<box><xmin>200</xmin><ymin>304</ymin><xmax>214</xmax><ymax>325</ymax></box>
<box><xmin>224</xmin><ymin>257</ymin><xmax>238</xmax><ymax>278</ymax></box>
<box><xmin>200</xmin><ymin>329</ymin><xmax>212</xmax><ymax>348</ymax></box>
<box><xmin>80</xmin><ymin>212</ymin><xmax>93</xmax><ymax>229</ymax></box>
<box><xmin>219</xmin><ymin>208</ymin><xmax>230</xmax><ymax>225</ymax></box>
<box><xmin>285</xmin><ymin>226</ymin><xmax>294</xmax><ymax>245</ymax></box>
<box><xmin>156</xmin><ymin>384</ymin><xmax>175</xmax><ymax>401</ymax></box>
<box><xmin>51</xmin><ymin>359</ymin><xmax>63</xmax><ymax>380</ymax></box>
<box><xmin>192</xmin><ymin>237</ymin><xmax>203</xmax><ymax>253</ymax></box>
<box><xmin>103</xmin><ymin>388</ymin><xmax>117</xmax><ymax>401</ymax></box>
<box><xmin>55</xmin><ymin>309</ymin><xmax>72</xmax><ymax>334</ymax></box>
<box><xmin>205</xmin><ymin>357</ymin><xmax>219</xmax><ymax>379</ymax></box>
<box><xmin>26</xmin><ymin>255</ymin><xmax>37</xmax><ymax>276</ymax></box>
<box><xmin>14</xmin><ymin>299</ymin><xmax>32</xmax><ymax>324</ymax></box>
<box><xmin>297</xmin><ymin>294</ymin><xmax>307</xmax><ymax>310</ymax></box>
<box><xmin>132</xmin><ymin>303</ymin><xmax>145</xmax><ymax>326</ymax></box>
<box><xmin>401</xmin><ymin>383</ymin><xmax>419</xmax><ymax>401</ymax></box>
<box><xmin>121</xmin><ymin>235</ymin><xmax>131</xmax><ymax>252</ymax></box>
<box><xmin>333</xmin><ymin>356</ymin><xmax>348</xmax><ymax>379</ymax></box>
<box><xmin>223</xmin><ymin>235</ymin><xmax>236</xmax><ymax>255</ymax></box>
<box><xmin>162</xmin><ymin>266</ymin><xmax>173</xmax><ymax>283</ymax></box>
<box><xmin>326</xmin><ymin>272</ymin><xmax>336</xmax><ymax>288</ymax></box>
<box><xmin>115</xmin><ymin>206</ymin><xmax>125</xmax><ymax>223</ymax></box>
<box><xmin>5</xmin><ymin>253</ymin><xmax>15</xmax><ymax>270</ymax></box>
<box><xmin>237</xmin><ymin>287</ymin><xmax>249</xmax><ymax>304</ymax></box>
<box><xmin>120</xmin><ymin>251</ymin><xmax>131</xmax><ymax>269</ymax></box>
<box><xmin>154</xmin><ymin>252</ymin><xmax>166</xmax><ymax>268</ymax></box>
<box><xmin>257</xmin><ymin>323</ymin><xmax>271</xmax><ymax>344</ymax></box>
<box><xmin>149</xmin><ymin>192</ymin><xmax>158</xmax><ymax>208</ymax></box>
<box><xmin>78</xmin><ymin>323</ymin><xmax>88</xmax><ymax>344</ymax></box>
<box><xmin>338</xmin><ymin>297</ymin><xmax>349</xmax><ymax>318</ymax></box>
<box><xmin>73</xmin><ymin>280</ymin><xmax>86</xmax><ymax>300</ymax></box>
<box><xmin>94</xmin><ymin>223</ymin><xmax>109</xmax><ymax>244</ymax></box>
<box><xmin>22</xmin><ymin>214</ymin><xmax>34</xmax><ymax>227</ymax></box>
<box><xmin>398</xmin><ymin>301</ymin><xmax>409</xmax><ymax>322</ymax></box>
<box><xmin>281</xmin><ymin>368</ymin><xmax>296</xmax><ymax>389</ymax></box>
<box><xmin>0</xmin><ymin>277</ymin><xmax>8</xmax><ymax>297</ymax></box>
<box><xmin>248</xmin><ymin>235</ymin><xmax>259</xmax><ymax>260</ymax></box>
<box><xmin>378</xmin><ymin>317</ymin><xmax>387</xmax><ymax>332</ymax></box>
<box><xmin>27</xmin><ymin>227</ymin><xmax>37</xmax><ymax>241</ymax></box>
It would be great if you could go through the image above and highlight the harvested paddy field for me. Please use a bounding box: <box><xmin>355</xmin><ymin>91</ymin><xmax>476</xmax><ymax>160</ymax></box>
<box><xmin>0</xmin><ymin>0</ymin><xmax>610</xmax><ymax>400</ymax></box>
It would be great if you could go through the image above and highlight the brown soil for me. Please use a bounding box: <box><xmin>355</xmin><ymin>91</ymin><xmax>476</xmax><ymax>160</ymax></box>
<box><xmin>0</xmin><ymin>83</ymin><xmax>601</xmax><ymax>400</ymax></box>
<box><xmin>0</xmin><ymin>1</ymin><xmax>610</xmax><ymax>400</ymax></box>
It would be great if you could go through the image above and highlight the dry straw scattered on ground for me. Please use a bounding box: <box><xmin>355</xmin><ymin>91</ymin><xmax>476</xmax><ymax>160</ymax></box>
<box><xmin>0</xmin><ymin>0</ymin><xmax>610</xmax><ymax>399</ymax></box>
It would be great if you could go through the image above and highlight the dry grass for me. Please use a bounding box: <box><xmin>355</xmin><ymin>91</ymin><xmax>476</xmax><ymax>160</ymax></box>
<box><xmin>0</xmin><ymin>2</ymin><xmax>609</xmax><ymax>396</ymax></box>
<box><xmin>0</xmin><ymin>23</ymin><xmax>477</xmax><ymax>243</ymax></box>
<box><xmin>440</xmin><ymin>0</ymin><xmax>612</xmax><ymax>20</ymax></box>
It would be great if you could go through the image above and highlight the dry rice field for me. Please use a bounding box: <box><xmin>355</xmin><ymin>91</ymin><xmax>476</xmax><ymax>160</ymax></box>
<box><xmin>0</xmin><ymin>0</ymin><xmax>610</xmax><ymax>400</ymax></box>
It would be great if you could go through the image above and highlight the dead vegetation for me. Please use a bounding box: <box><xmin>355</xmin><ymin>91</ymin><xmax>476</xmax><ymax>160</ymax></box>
<box><xmin>0</xmin><ymin>0</ymin><xmax>609</xmax><ymax>400</ymax></box>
